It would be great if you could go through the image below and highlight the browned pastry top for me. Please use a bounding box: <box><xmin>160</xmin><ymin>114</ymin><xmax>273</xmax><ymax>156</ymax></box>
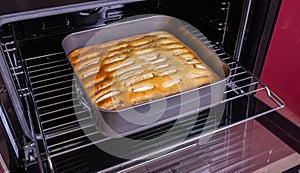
<box><xmin>68</xmin><ymin>31</ymin><xmax>220</xmax><ymax>110</ymax></box>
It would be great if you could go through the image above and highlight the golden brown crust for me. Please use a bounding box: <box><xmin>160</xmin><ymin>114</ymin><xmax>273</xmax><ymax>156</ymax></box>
<box><xmin>69</xmin><ymin>31</ymin><xmax>220</xmax><ymax>110</ymax></box>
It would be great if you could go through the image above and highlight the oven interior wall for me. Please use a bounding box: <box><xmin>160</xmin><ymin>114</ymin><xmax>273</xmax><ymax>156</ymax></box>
<box><xmin>14</xmin><ymin>0</ymin><xmax>244</xmax><ymax>57</ymax></box>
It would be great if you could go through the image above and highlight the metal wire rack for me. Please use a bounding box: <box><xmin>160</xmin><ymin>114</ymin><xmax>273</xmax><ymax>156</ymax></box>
<box><xmin>0</xmin><ymin>36</ymin><xmax>34</xmax><ymax>139</ymax></box>
<box><xmin>1</xmin><ymin>26</ymin><xmax>284</xmax><ymax>172</ymax></box>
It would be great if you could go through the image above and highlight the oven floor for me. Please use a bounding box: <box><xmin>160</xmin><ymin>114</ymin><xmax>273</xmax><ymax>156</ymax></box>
<box><xmin>103</xmin><ymin>117</ymin><xmax>299</xmax><ymax>173</ymax></box>
<box><xmin>253</xmin><ymin>153</ymin><xmax>300</xmax><ymax>173</ymax></box>
<box><xmin>250</xmin><ymin>120</ymin><xmax>300</xmax><ymax>173</ymax></box>
<box><xmin>100</xmin><ymin>98</ymin><xmax>299</xmax><ymax>172</ymax></box>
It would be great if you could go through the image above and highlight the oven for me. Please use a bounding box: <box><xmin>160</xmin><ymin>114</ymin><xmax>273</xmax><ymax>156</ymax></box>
<box><xmin>0</xmin><ymin>0</ymin><xmax>299</xmax><ymax>172</ymax></box>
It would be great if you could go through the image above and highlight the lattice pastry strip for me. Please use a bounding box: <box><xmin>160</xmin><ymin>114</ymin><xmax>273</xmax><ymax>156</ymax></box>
<box><xmin>69</xmin><ymin>31</ymin><xmax>220</xmax><ymax>110</ymax></box>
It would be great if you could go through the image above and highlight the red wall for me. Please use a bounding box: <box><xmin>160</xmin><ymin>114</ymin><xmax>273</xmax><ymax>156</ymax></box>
<box><xmin>260</xmin><ymin>0</ymin><xmax>300</xmax><ymax>116</ymax></box>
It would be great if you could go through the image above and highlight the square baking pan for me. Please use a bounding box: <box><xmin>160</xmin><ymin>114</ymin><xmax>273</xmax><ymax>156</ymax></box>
<box><xmin>62</xmin><ymin>15</ymin><xmax>230</xmax><ymax>137</ymax></box>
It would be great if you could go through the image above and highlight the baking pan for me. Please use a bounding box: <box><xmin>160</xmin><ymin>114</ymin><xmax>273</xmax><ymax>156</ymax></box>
<box><xmin>62</xmin><ymin>15</ymin><xmax>230</xmax><ymax>137</ymax></box>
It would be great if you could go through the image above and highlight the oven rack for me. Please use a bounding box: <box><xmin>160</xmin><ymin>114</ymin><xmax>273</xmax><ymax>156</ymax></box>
<box><xmin>1</xmin><ymin>30</ymin><xmax>284</xmax><ymax>172</ymax></box>
<box><xmin>0</xmin><ymin>35</ymin><xmax>37</xmax><ymax>140</ymax></box>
